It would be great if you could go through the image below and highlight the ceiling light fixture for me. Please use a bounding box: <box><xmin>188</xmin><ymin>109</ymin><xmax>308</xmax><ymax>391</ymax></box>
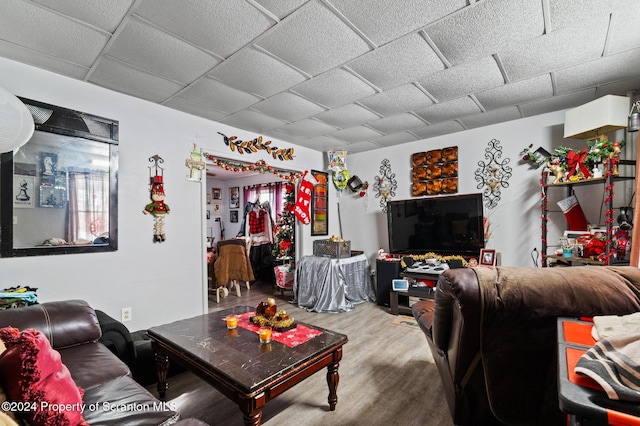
<box><xmin>0</xmin><ymin>86</ymin><xmax>34</xmax><ymax>153</ymax></box>
<box><xmin>564</xmin><ymin>95</ymin><xmax>630</xmax><ymax>142</ymax></box>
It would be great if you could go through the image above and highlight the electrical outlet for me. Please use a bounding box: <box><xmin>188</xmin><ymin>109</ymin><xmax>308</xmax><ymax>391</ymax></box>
<box><xmin>121</xmin><ymin>307</ymin><xmax>132</xmax><ymax>322</ymax></box>
<box><xmin>13</xmin><ymin>216</ymin><xmax>17</xmax><ymax>225</ymax></box>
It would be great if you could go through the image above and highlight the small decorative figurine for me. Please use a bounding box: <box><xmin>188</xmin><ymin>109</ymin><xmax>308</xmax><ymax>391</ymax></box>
<box><xmin>143</xmin><ymin>178</ymin><xmax>170</xmax><ymax>242</ymax></box>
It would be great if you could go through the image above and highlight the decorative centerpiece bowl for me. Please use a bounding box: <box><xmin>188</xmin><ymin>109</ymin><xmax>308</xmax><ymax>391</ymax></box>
<box><xmin>251</xmin><ymin>298</ymin><xmax>295</xmax><ymax>331</ymax></box>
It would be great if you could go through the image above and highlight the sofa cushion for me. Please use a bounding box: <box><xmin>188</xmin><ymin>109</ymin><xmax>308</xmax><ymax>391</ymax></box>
<box><xmin>0</xmin><ymin>327</ymin><xmax>86</xmax><ymax>426</ymax></box>
<box><xmin>81</xmin><ymin>375</ymin><xmax>179</xmax><ymax>426</ymax></box>
<box><xmin>59</xmin><ymin>342</ymin><xmax>131</xmax><ymax>391</ymax></box>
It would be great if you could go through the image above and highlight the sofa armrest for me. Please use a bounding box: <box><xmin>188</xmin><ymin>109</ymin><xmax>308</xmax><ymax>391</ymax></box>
<box><xmin>0</xmin><ymin>300</ymin><xmax>101</xmax><ymax>349</ymax></box>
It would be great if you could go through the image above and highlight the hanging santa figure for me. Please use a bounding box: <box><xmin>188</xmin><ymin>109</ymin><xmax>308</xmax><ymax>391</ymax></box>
<box><xmin>143</xmin><ymin>176</ymin><xmax>170</xmax><ymax>242</ymax></box>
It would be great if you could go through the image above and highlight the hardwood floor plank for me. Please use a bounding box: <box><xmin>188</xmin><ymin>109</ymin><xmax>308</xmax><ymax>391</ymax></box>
<box><xmin>149</xmin><ymin>280</ymin><xmax>453</xmax><ymax>426</ymax></box>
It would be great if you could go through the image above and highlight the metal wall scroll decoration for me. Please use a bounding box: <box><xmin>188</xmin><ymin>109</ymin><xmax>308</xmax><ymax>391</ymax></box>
<box><xmin>218</xmin><ymin>132</ymin><xmax>294</xmax><ymax>160</ymax></box>
<box><xmin>373</xmin><ymin>159</ymin><xmax>397</xmax><ymax>212</ymax></box>
<box><xmin>474</xmin><ymin>139</ymin><xmax>512</xmax><ymax>209</ymax></box>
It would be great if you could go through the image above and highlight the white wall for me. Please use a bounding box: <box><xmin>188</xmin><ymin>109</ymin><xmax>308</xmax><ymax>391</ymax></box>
<box><xmin>0</xmin><ymin>57</ymin><xmax>323</xmax><ymax>330</ymax></box>
<box><xmin>346</xmin><ymin>114</ymin><xmax>635</xmax><ymax>267</ymax></box>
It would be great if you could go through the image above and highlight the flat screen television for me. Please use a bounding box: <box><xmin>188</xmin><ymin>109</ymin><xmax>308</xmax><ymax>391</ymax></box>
<box><xmin>387</xmin><ymin>193</ymin><xmax>485</xmax><ymax>256</ymax></box>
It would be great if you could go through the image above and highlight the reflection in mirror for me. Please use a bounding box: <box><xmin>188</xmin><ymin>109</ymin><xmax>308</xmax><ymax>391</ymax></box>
<box><xmin>0</xmin><ymin>98</ymin><xmax>118</xmax><ymax>257</ymax></box>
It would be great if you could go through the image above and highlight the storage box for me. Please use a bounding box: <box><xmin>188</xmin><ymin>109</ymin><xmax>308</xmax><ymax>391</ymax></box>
<box><xmin>313</xmin><ymin>240</ymin><xmax>351</xmax><ymax>258</ymax></box>
<box><xmin>274</xmin><ymin>265</ymin><xmax>294</xmax><ymax>289</ymax></box>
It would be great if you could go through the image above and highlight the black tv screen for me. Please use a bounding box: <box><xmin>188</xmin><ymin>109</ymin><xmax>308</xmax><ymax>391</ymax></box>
<box><xmin>387</xmin><ymin>193</ymin><xmax>485</xmax><ymax>256</ymax></box>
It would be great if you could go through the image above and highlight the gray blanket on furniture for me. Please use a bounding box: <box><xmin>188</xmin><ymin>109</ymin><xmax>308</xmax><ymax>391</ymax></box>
<box><xmin>475</xmin><ymin>266</ymin><xmax>640</xmax><ymax>425</ymax></box>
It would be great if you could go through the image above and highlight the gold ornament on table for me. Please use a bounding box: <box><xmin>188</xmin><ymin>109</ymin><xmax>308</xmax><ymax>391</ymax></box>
<box><xmin>252</xmin><ymin>298</ymin><xmax>295</xmax><ymax>330</ymax></box>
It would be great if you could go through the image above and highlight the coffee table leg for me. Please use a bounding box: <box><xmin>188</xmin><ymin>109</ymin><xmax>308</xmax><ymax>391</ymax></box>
<box><xmin>326</xmin><ymin>350</ymin><xmax>342</xmax><ymax>411</ymax></box>
<box><xmin>239</xmin><ymin>394</ymin><xmax>265</xmax><ymax>426</ymax></box>
<box><xmin>151</xmin><ymin>341</ymin><xmax>170</xmax><ymax>400</ymax></box>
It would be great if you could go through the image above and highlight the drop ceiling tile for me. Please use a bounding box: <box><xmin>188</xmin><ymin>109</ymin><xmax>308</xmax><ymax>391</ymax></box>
<box><xmin>595</xmin><ymin>76</ymin><xmax>640</xmax><ymax>98</ymax></box>
<box><xmin>606</xmin><ymin>3</ymin><xmax>640</xmax><ymax>54</ymax></box>
<box><xmin>329</xmin><ymin>126</ymin><xmax>383</xmax><ymax>143</ymax></box>
<box><xmin>275</xmin><ymin>119</ymin><xmax>338</xmax><ymax>138</ymax></box>
<box><xmin>369</xmin><ymin>131</ymin><xmax>419</xmax><ymax>148</ymax></box>
<box><xmin>209</xmin><ymin>48</ymin><xmax>306</xmax><ymax>98</ymax></box>
<box><xmin>340</xmin><ymin>140</ymin><xmax>381</xmax><ymax>154</ymax></box>
<box><xmin>556</xmin><ymin>48</ymin><xmax>640</xmax><ymax>94</ymax></box>
<box><xmin>519</xmin><ymin>88</ymin><xmax>596</xmax><ymax>117</ymax></box>
<box><xmin>359</xmin><ymin>84</ymin><xmax>433</xmax><ymax>116</ymax></box>
<box><xmin>33</xmin><ymin>0</ymin><xmax>133</xmax><ymax>32</ymax></box>
<box><xmin>426</xmin><ymin>0</ymin><xmax>544</xmax><ymax>66</ymax></box>
<box><xmin>89</xmin><ymin>57</ymin><xmax>184</xmax><ymax>103</ymax></box>
<box><xmin>0</xmin><ymin>41</ymin><xmax>89</xmax><ymax>80</ymax></box>
<box><xmin>458</xmin><ymin>106</ymin><xmax>522</xmax><ymax>129</ymax></box>
<box><xmin>367</xmin><ymin>113</ymin><xmax>426</xmax><ymax>134</ymax></box>
<box><xmin>548</xmin><ymin>0</ymin><xmax>635</xmax><ymax>31</ymax></box>
<box><xmin>291</xmin><ymin>68</ymin><xmax>376</xmax><ymax>108</ymax></box>
<box><xmin>252</xmin><ymin>0</ymin><xmax>308</xmax><ymax>20</ymax></box>
<box><xmin>255</xmin><ymin>1</ymin><xmax>371</xmax><ymax>76</ymax></box>
<box><xmin>329</xmin><ymin>0</ymin><xmax>467</xmax><ymax>46</ymax></box>
<box><xmin>221</xmin><ymin>109</ymin><xmax>287</xmax><ymax>133</ymax></box>
<box><xmin>347</xmin><ymin>33</ymin><xmax>444</xmax><ymax>90</ymax></box>
<box><xmin>314</xmin><ymin>104</ymin><xmax>380</xmax><ymax>128</ymax></box>
<box><xmin>291</xmin><ymin>135</ymin><xmax>349</xmax><ymax>151</ymax></box>
<box><xmin>419</xmin><ymin>56</ymin><xmax>504</xmax><ymax>102</ymax></box>
<box><xmin>411</xmin><ymin>121</ymin><xmax>467</xmax><ymax>140</ymax></box>
<box><xmin>178</xmin><ymin>77</ymin><xmax>261</xmax><ymax>114</ymax></box>
<box><xmin>0</xmin><ymin>1</ymin><xmax>109</xmax><ymax>67</ymax></box>
<box><xmin>475</xmin><ymin>74</ymin><xmax>553</xmax><ymax>111</ymax></box>
<box><xmin>135</xmin><ymin>0</ymin><xmax>274</xmax><ymax>57</ymax></box>
<box><xmin>498</xmin><ymin>20</ymin><xmax>608</xmax><ymax>82</ymax></box>
<box><xmin>164</xmin><ymin>97</ymin><xmax>228</xmax><ymax>121</ymax></box>
<box><xmin>415</xmin><ymin>97</ymin><xmax>481</xmax><ymax>124</ymax></box>
<box><xmin>107</xmin><ymin>18</ymin><xmax>221</xmax><ymax>84</ymax></box>
<box><xmin>252</xmin><ymin>92</ymin><xmax>325</xmax><ymax>122</ymax></box>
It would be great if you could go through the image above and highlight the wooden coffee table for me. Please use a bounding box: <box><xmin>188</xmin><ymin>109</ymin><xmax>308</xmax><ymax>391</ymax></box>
<box><xmin>147</xmin><ymin>306</ymin><xmax>348</xmax><ymax>426</ymax></box>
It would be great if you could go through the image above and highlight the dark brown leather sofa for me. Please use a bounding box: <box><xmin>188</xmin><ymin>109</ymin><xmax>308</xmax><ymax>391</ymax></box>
<box><xmin>412</xmin><ymin>266</ymin><xmax>640</xmax><ymax>426</ymax></box>
<box><xmin>0</xmin><ymin>300</ymin><xmax>204</xmax><ymax>425</ymax></box>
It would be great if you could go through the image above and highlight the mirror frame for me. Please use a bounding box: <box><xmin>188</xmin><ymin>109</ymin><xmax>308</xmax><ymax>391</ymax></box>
<box><xmin>0</xmin><ymin>97</ymin><xmax>119</xmax><ymax>257</ymax></box>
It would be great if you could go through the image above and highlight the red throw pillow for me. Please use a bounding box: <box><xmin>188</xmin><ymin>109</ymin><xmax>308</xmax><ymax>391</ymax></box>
<box><xmin>0</xmin><ymin>327</ymin><xmax>86</xmax><ymax>426</ymax></box>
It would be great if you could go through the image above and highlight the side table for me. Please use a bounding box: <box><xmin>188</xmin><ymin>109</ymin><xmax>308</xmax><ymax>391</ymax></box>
<box><xmin>557</xmin><ymin>317</ymin><xmax>640</xmax><ymax>425</ymax></box>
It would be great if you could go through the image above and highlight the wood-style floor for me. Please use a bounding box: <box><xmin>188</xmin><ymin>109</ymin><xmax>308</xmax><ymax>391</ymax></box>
<box><xmin>150</xmin><ymin>279</ymin><xmax>453</xmax><ymax>426</ymax></box>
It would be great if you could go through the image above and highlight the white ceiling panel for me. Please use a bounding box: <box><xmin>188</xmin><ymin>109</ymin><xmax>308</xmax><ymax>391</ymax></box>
<box><xmin>291</xmin><ymin>68</ymin><xmax>376</xmax><ymax>108</ymax></box>
<box><xmin>178</xmin><ymin>77</ymin><xmax>261</xmax><ymax>114</ymax></box>
<box><xmin>255</xmin><ymin>1</ymin><xmax>371</xmax><ymax>76</ymax></box>
<box><xmin>2</xmin><ymin>0</ymin><xmax>639</xmax><ymax>153</ymax></box>
<box><xmin>426</xmin><ymin>0</ymin><xmax>544</xmax><ymax>66</ymax></box>
<box><xmin>347</xmin><ymin>33</ymin><xmax>445</xmax><ymax>90</ymax></box>
<box><xmin>314</xmin><ymin>104</ymin><xmax>380</xmax><ymax>128</ymax></box>
<box><xmin>252</xmin><ymin>92</ymin><xmax>326</xmax><ymax>122</ymax></box>
<box><xmin>359</xmin><ymin>84</ymin><xmax>433</xmax><ymax>116</ymax></box>
<box><xmin>107</xmin><ymin>18</ymin><xmax>221</xmax><ymax>84</ymax></box>
<box><xmin>327</xmin><ymin>0</ymin><xmax>467</xmax><ymax>46</ymax></box>
<box><xmin>134</xmin><ymin>0</ymin><xmax>274</xmax><ymax>58</ymax></box>
<box><xmin>419</xmin><ymin>56</ymin><xmax>504</xmax><ymax>102</ymax></box>
<box><xmin>209</xmin><ymin>48</ymin><xmax>307</xmax><ymax>98</ymax></box>
<box><xmin>475</xmin><ymin>74</ymin><xmax>554</xmax><ymax>111</ymax></box>
<box><xmin>415</xmin><ymin>97</ymin><xmax>482</xmax><ymax>124</ymax></box>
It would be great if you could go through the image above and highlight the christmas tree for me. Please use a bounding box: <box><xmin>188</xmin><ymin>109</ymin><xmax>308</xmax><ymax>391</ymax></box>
<box><xmin>273</xmin><ymin>183</ymin><xmax>295</xmax><ymax>259</ymax></box>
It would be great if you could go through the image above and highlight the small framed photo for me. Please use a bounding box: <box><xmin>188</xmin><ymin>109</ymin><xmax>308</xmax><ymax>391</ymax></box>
<box><xmin>206</xmin><ymin>210</ymin><xmax>210</xmax><ymax>220</ymax></box>
<box><xmin>213</xmin><ymin>203</ymin><xmax>221</xmax><ymax>212</ymax></box>
<box><xmin>480</xmin><ymin>249</ymin><xmax>496</xmax><ymax>266</ymax></box>
<box><xmin>230</xmin><ymin>210</ymin><xmax>238</xmax><ymax>223</ymax></box>
<box><xmin>229</xmin><ymin>186</ymin><xmax>239</xmax><ymax>209</ymax></box>
<box><xmin>212</xmin><ymin>188</ymin><xmax>221</xmax><ymax>200</ymax></box>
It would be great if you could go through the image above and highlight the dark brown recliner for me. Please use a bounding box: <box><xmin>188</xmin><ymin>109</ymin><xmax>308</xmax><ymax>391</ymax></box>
<box><xmin>413</xmin><ymin>266</ymin><xmax>640</xmax><ymax>426</ymax></box>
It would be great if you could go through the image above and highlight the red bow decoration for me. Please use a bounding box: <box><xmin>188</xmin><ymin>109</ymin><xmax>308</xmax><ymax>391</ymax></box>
<box><xmin>566</xmin><ymin>148</ymin><xmax>590</xmax><ymax>179</ymax></box>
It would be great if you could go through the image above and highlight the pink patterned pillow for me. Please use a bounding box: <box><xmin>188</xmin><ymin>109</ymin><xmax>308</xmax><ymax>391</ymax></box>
<box><xmin>0</xmin><ymin>327</ymin><xmax>86</xmax><ymax>426</ymax></box>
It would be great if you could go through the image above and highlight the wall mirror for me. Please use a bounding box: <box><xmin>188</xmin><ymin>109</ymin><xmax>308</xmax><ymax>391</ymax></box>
<box><xmin>0</xmin><ymin>98</ymin><xmax>118</xmax><ymax>257</ymax></box>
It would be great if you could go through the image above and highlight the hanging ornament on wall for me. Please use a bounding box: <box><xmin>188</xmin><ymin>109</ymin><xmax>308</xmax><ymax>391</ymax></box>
<box><xmin>474</xmin><ymin>139</ymin><xmax>512</xmax><ymax>209</ymax></box>
<box><xmin>373</xmin><ymin>159</ymin><xmax>397</xmax><ymax>212</ymax></box>
<box><xmin>327</xmin><ymin>150</ymin><xmax>347</xmax><ymax>172</ymax></box>
<box><xmin>143</xmin><ymin>155</ymin><xmax>170</xmax><ymax>243</ymax></box>
<box><xmin>217</xmin><ymin>132</ymin><xmax>294</xmax><ymax>160</ymax></box>
<box><xmin>185</xmin><ymin>143</ymin><xmax>205</xmax><ymax>181</ymax></box>
<box><xmin>332</xmin><ymin>169</ymin><xmax>350</xmax><ymax>191</ymax></box>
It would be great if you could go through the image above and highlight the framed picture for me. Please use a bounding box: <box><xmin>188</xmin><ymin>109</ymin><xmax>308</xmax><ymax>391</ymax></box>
<box><xmin>213</xmin><ymin>203</ymin><xmax>221</xmax><ymax>212</ymax></box>
<box><xmin>229</xmin><ymin>186</ymin><xmax>239</xmax><ymax>209</ymax></box>
<box><xmin>480</xmin><ymin>249</ymin><xmax>496</xmax><ymax>266</ymax></box>
<box><xmin>13</xmin><ymin>175</ymin><xmax>36</xmax><ymax>208</ymax></box>
<box><xmin>310</xmin><ymin>170</ymin><xmax>328</xmax><ymax>236</ymax></box>
<box><xmin>212</xmin><ymin>188</ymin><xmax>221</xmax><ymax>200</ymax></box>
<box><xmin>39</xmin><ymin>185</ymin><xmax>66</xmax><ymax>208</ymax></box>
<box><xmin>206</xmin><ymin>210</ymin><xmax>210</xmax><ymax>220</ymax></box>
<box><xmin>230</xmin><ymin>210</ymin><xmax>238</xmax><ymax>223</ymax></box>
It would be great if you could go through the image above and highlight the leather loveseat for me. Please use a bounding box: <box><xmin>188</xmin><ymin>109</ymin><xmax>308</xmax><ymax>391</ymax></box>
<box><xmin>0</xmin><ymin>299</ymin><xmax>199</xmax><ymax>425</ymax></box>
<box><xmin>412</xmin><ymin>266</ymin><xmax>640</xmax><ymax>426</ymax></box>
